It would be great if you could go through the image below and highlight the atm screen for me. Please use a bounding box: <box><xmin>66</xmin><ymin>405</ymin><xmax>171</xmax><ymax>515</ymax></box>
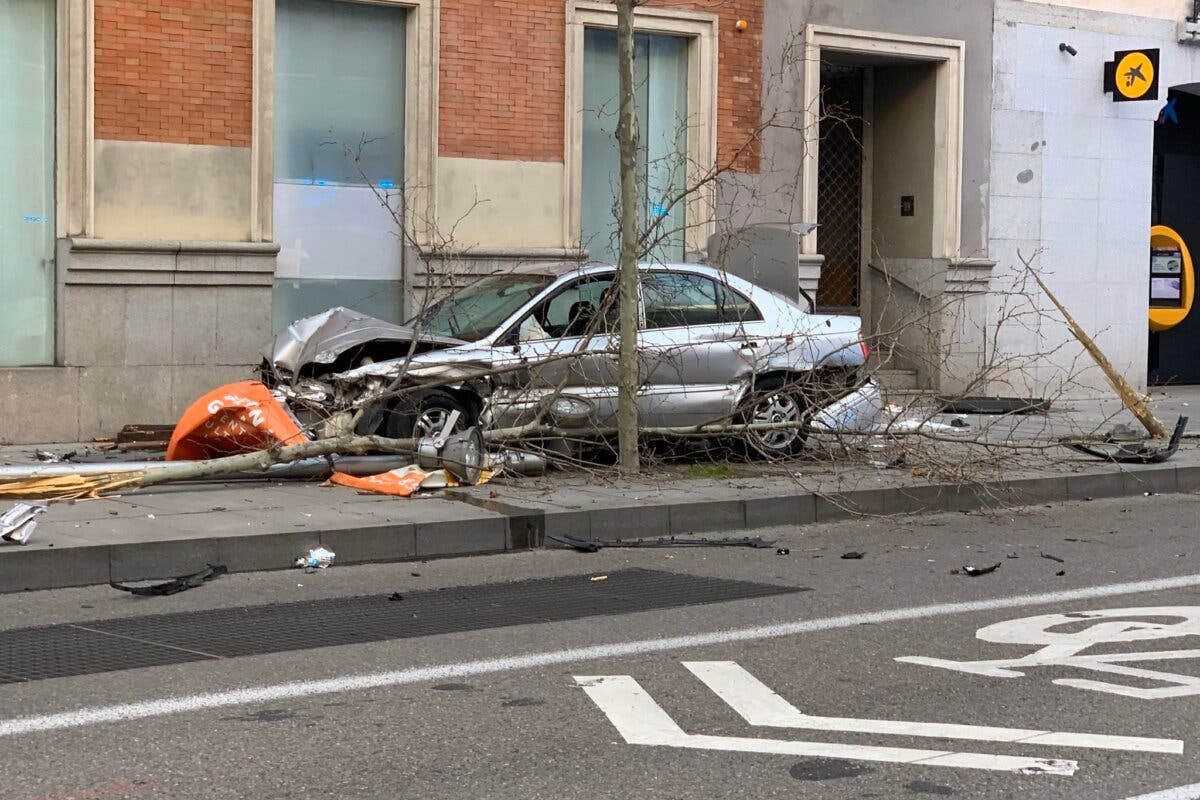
<box><xmin>1152</xmin><ymin>252</ymin><xmax>1183</xmax><ymax>274</ymax></box>
<box><xmin>1152</xmin><ymin>276</ymin><xmax>1183</xmax><ymax>302</ymax></box>
<box><xmin>1150</xmin><ymin>246</ymin><xmax>1185</xmax><ymax>308</ymax></box>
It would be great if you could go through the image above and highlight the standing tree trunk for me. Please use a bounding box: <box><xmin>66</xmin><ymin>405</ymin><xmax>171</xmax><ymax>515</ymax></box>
<box><xmin>615</xmin><ymin>0</ymin><xmax>641</xmax><ymax>474</ymax></box>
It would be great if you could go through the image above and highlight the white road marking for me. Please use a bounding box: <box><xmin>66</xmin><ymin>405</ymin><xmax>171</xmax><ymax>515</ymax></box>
<box><xmin>3</xmin><ymin>572</ymin><xmax>1200</xmax><ymax>738</ymax></box>
<box><xmin>898</xmin><ymin>606</ymin><xmax>1200</xmax><ymax>699</ymax></box>
<box><xmin>576</xmin><ymin>675</ymin><xmax>1076</xmax><ymax>775</ymax></box>
<box><xmin>682</xmin><ymin>661</ymin><xmax>1182</xmax><ymax>753</ymax></box>
<box><xmin>1120</xmin><ymin>782</ymin><xmax>1200</xmax><ymax>800</ymax></box>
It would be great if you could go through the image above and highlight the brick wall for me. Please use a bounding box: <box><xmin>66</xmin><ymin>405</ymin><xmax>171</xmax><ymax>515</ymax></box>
<box><xmin>92</xmin><ymin>0</ymin><xmax>758</xmax><ymax>162</ymax></box>
<box><xmin>94</xmin><ymin>0</ymin><xmax>253</xmax><ymax>147</ymax></box>
<box><xmin>439</xmin><ymin>0</ymin><xmax>566</xmax><ymax>162</ymax></box>
<box><xmin>439</xmin><ymin>0</ymin><xmax>762</xmax><ymax>172</ymax></box>
<box><xmin>679</xmin><ymin>0</ymin><xmax>763</xmax><ymax>172</ymax></box>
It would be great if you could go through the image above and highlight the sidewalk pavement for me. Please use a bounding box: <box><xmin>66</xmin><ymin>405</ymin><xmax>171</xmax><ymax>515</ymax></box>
<box><xmin>2</xmin><ymin>387</ymin><xmax>1198</xmax><ymax>593</ymax></box>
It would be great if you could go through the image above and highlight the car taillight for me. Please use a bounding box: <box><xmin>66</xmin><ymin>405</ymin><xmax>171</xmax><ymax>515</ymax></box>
<box><xmin>858</xmin><ymin>331</ymin><xmax>870</xmax><ymax>360</ymax></box>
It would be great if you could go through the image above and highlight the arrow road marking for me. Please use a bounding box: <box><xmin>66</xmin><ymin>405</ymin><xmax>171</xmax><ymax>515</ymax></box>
<box><xmin>576</xmin><ymin>674</ymin><xmax>1077</xmax><ymax>775</ymax></box>
<box><xmin>683</xmin><ymin>661</ymin><xmax>1182</xmax><ymax>754</ymax></box>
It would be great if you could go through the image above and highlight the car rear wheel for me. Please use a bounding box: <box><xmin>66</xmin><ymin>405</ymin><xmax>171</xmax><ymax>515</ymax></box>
<box><xmin>739</xmin><ymin>376</ymin><xmax>810</xmax><ymax>457</ymax></box>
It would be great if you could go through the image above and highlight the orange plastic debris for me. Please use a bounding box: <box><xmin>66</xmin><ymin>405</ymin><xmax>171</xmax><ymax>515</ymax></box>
<box><xmin>328</xmin><ymin>466</ymin><xmax>428</xmax><ymax>497</ymax></box>
<box><xmin>167</xmin><ymin>381</ymin><xmax>307</xmax><ymax>461</ymax></box>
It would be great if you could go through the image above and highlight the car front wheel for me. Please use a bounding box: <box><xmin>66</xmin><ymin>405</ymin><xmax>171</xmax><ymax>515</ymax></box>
<box><xmin>385</xmin><ymin>390</ymin><xmax>476</xmax><ymax>440</ymax></box>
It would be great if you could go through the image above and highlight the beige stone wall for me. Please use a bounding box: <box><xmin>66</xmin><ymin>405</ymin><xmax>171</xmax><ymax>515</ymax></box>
<box><xmin>93</xmin><ymin>140</ymin><xmax>252</xmax><ymax>241</ymax></box>
<box><xmin>1018</xmin><ymin>0</ymin><xmax>1188</xmax><ymax>19</ymax></box>
<box><xmin>0</xmin><ymin>240</ymin><xmax>277</xmax><ymax>444</ymax></box>
<box><xmin>436</xmin><ymin>157</ymin><xmax>567</xmax><ymax>249</ymax></box>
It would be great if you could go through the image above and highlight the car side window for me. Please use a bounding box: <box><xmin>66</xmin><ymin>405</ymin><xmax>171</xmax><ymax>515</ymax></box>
<box><xmin>643</xmin><ymin>272</ymin><xmax>723</xmax><ymax>328</ymax></box>
<box><xmin>519</xmin><ymin>275</ymin><xmax>617</xmax><ymax>341</ymax></box>
<box><xmin>718</xmin><ymin>283</ymin><xmax>763</xmax><ymax>323</ymax></box>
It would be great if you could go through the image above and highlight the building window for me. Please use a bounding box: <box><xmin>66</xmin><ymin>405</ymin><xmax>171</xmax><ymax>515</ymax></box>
<box><xmin>0</xmin><ymin>0</ymin><xmax>55</xmax><ymax>366</ymax></box>
<box><xmin>581</xmin><ymin>29</ymin><xmax>689</xmax><ymax>264</ymax></box>
<box><xmin>272</xmin><ymin>0</ymin><xmax>408</xmax><ymax>329</ymax></box>
<box><xmin>565</xmin><ymin>3</ymin><xmax>718</xmax><ymax>264</ymax></box>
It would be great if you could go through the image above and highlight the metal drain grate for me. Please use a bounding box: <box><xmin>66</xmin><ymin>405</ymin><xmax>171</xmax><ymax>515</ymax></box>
<box><xmin>0</xmin><ymin>569</ymin><xmax>803</xmax><ymax>683</ymax></box>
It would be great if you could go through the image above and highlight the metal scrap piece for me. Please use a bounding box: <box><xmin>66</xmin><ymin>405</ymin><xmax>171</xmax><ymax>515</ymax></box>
<box><xmin>1061</xmin><ymin>415</ymin><xmax>1188</xmax><ymax>464</ymax></box>
<box><xmin>110</xmin><ymin>564</ymin><xmax>228</xmax><ymax>596</ymax></box>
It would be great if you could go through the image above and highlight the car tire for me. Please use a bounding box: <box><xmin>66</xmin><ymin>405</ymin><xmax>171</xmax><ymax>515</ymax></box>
<box><xmin>385</xmin><ymin>390</ymin><xmax>476</xmax><ymax>440</ymax></box>
<box><xmin>737</xmin><ymin>376</ymin><xmax>810</xmax><ymax>458</ymax></box>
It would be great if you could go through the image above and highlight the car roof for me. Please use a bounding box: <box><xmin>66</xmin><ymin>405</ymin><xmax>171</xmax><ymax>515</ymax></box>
<box><xmin>521</xmin><ymin>261</ymin><xmax>738</xmax><ymax>279</ymax></box>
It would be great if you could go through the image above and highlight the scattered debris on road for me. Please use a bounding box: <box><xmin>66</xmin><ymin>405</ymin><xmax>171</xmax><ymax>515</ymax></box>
<box><xmin>937</xmin><ymin>396</ymin><xmax>1050</xmax><ymax>415</ymax></box>
<box><xmin>589</xmin><ymin>575</ymin><xmax>608</xmax><ymax>582</ymax></box>
<box><xmin>34</xmin><ymin>449</ymin><xmax>75</xmax><ymax>463</ymax></box>
<box><xmin>0</xmin><ymin>502</ymin><xmax>46</xmax><ymax>545</ymax></box>
<box><xmin>1040</xmin><ymin>552</ymin><xmax>1066</xmax><ymax>564</ymax></box>
<box><xmin>110</xmin><ymin>563</ymin><xmax>227</xmax><ymax>596</ymax></box>
<box><xmin>963</xmin><ymin>562</ymin><xmax>1001</xmax><ymax>577</ymax></box>
<box><xmin>841</xmin><ymin>551</ymin><xmax>865</xmax><ymax>560</ymax></box>
<box><xmin>549</xmin><ymin>534</ymin><xmax>775</xmax><ymax>552</ymax></box>
<box><xmin>115</xmin><ymin>423</ymin><xmax>175</xmax><ymax>452</ymax></box>
<box><xmin>295</xmin><ymin>546</ymin><xmax>336</xmax><ymax>571</ymax></box>
<box><xmin>388</xmin><ymin>592</ymin><xmax>403</xmax><ymax>601</ymax></box>
<box><xmin>776</xmin><ymin>547</ymin><xmax>790</xmax><ymax>556</ymax></box>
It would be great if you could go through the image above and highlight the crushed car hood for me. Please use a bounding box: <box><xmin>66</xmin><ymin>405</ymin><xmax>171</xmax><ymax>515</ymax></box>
<box><xmin>265</xmin><ymin>307</ymin><xmax>465</xmax><ymax>374</ymax></box>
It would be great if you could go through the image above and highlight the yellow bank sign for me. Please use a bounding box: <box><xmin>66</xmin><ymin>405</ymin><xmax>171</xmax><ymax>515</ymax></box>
<box><xmin>1104</xmin><ymin>48</ymin><xmax>1160</xmax><ymax>102</ymax></box>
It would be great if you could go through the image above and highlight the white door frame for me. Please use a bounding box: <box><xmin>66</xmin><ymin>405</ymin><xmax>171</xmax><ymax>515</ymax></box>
<box><xmin>800</xmin><ymin>25</ymin><xmax>964</xmax><ymax>261</ymax></box>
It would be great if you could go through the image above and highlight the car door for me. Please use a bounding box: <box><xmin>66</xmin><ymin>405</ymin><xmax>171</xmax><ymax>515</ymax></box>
<box><xmin>636</xmin><ymin>270</ymin><xmax>760</xmax><ymax>427</ymax></box>
<box><xmin>489</xmin><ymin>272</ymin><xmax>622</xmax><ymax>428</ymax></box>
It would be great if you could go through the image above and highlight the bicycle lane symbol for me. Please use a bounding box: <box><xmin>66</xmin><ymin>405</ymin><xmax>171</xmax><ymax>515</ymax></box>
<box><xmin>896</xmin><ymin>607</ymin><xmax>1200</xmax><ymax>699</ymax></box>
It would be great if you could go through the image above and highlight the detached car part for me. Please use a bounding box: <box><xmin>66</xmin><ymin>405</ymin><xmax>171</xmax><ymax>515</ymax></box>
<box><xmin>1061</xmin><ymin>415</ymin><xmax>1187</xmax><ymax>464</ymax></box>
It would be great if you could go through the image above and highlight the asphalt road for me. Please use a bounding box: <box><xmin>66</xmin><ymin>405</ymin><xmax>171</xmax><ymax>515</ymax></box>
<box><xmin>4</xmin><ymin>493</ymin><xmax>1200</xmax><ymax>799</ymax></box>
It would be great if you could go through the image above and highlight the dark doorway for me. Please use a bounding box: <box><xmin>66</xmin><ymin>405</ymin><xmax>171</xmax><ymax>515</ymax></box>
<box><xmin>1150</xmin><ymin>87</ymin><xmax>1200</xmax><ymax>384</ymax></box>
<box><xmin>816</xmin><ymin>63</ymin><xmax>865</xmax><ymax>310</ymax></box>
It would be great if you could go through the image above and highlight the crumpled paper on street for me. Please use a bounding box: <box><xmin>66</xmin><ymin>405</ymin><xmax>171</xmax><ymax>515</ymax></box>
<box><xmin>1</xmin><ymin>502</ymin><xmax>47</xmax><ymax>544</ymax></box>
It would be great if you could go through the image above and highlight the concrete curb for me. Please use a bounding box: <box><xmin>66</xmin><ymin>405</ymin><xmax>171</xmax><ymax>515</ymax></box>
<box><xmin>0</xmin><ymin>463</ymin><xmax>1192</xmax><ymax>593</ymax></box>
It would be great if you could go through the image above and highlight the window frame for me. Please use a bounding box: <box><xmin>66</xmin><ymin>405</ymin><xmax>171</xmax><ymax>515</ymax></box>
<box><xmin>564</xmin><ymin>2</ymin><xmax>717</xmax><ymax>259</ymax></box>
<box><xmin>498</xmin><ymin>269</ymin><xmax>619</xmax><ymax>346</ymax></box>
<box><xmin>640</xmin><ymin>270</ymin><xmax>764</xmax><ymax>331</ymax></box>
<box><xmin>254</xmin><ymin>0</ymin><xmax>438</xmax><ymax>245</ymax></box>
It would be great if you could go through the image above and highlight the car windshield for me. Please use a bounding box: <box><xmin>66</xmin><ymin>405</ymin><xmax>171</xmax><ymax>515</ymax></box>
<box><xmin>408</xmin><ymin>274</ymin><xmax>554</xmax><ymax>342</ymax></box>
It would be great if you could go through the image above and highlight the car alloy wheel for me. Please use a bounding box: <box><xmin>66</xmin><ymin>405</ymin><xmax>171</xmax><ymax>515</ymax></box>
<box><xmin>740</xmin><ymin>376</ymin><xmax>809</xmax><ymax>457</ymax></box>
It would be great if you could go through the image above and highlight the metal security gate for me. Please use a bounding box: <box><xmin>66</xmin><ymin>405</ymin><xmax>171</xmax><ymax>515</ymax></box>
<box><xmin>815</xmin><ymin>63</ymin><xmax>865</xmax><ymax>310</ymax></box>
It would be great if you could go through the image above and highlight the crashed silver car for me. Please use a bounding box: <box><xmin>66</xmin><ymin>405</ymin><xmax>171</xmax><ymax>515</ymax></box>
<box><xmin>262</xmin><ymin>262</ymin><xmax>868</xmax><ymax>455</ymax></box>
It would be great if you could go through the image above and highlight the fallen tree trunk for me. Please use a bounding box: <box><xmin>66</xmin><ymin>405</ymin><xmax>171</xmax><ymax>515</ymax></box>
<box><xmin>0</xmin><ymin>408</ymin><xmax>977</xmax><ymax>498</ymax></box>
<box><xmin>1024</xmin><ymin>254</ymin><xmax>1169</xmax><ymax>439</ymax></box>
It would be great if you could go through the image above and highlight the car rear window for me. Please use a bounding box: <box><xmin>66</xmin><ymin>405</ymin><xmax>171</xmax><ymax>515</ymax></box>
<box><xmin>643</xmin><ymin>272</ymin><xmax>762</xmax><ymax>328</ymax></box>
